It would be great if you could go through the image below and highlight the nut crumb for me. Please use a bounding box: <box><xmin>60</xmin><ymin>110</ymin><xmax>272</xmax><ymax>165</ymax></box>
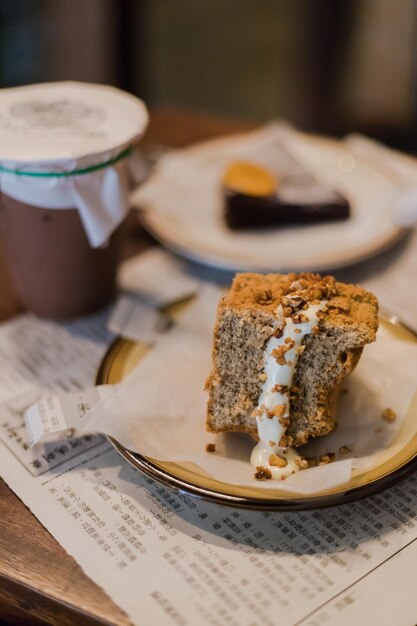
<box><xmin>295</xmin><ymin>457</ymin><xmax>309</xmax><ymax>470</ymax></box>
<box><xmin>272</xmin><ymin>384</ymin><xmax>288</xmax><ymax>394</ymax></box>
<box><xmin>269</xmin><ymin>454</ymin><xmax>288</xmax><ymax>468</ymax></box>
<box><xmin>292</xmin><ymin>313</ymin><xmax>309</xmax><ymax>324</ymax></box>
<box><xmin>319</xmin><ymin>453</ymin><xmax>335</xmax><ymax>465</ymax></box>
<box><xmin>271</xmin><ymin>404</ymin><xmax>287</xmax><ymax>417</ymax></box>
<box><xmin>256</xmin><ymin>289</ymin><xmax>273</xmax><ymax>305</ymax></box>
<box><xmin>205</xmin><ymin>443</ymin><xmax>216</xmax><ymax>453</ymax></box>
<box><xmin>279</xmin><ymin>435</ymin><xmax>291</xmax><ymax>448</ymax></box>
<box><xmin>254</xmin><ymin>466</ymin><xmax>272</xmax><ymax>480</ymax></box>
<box><xmin>382</xmin><ymin>407</ymin><xmax>396</xmax><ymax>422</ymax></box>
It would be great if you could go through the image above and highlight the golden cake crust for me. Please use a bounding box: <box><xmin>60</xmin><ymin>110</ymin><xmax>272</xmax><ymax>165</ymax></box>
<box><xmin>223</xmin><ymin>272</ymin><xmax>378</xmax><ymax>340</ymax></box>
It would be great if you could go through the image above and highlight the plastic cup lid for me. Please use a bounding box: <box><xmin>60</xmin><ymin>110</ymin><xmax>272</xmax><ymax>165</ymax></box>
<box><xmin>0</xmin><ymin>81</ymin><xmax>149</xmax><ymax>163</ymax></box>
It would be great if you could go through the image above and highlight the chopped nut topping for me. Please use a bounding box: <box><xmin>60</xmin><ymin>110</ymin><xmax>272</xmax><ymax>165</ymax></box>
<box><xmin>272</xmin><ymin>384</ymin><xmax>288</xmax><ymax>394</ymax></box>
<box><xmin>290</xmin><ymin>279</ymin><xmax>304</xmax><ymax>291</ymax></box>
<box><xmin>279</xmin><ymin>435</ymin><xmax>291</xmax><ymax>448</ymax></box>
<box><xmin>295</xmin><ymin>457</ymin><xmax>309</xmax><ymax>470</ymax></box>
<box><xmin>285</xmin><ymin>273</ymin><xmax>336</xmax><ymax>301</ymax></box>
<box><xmin>258</xmin><ymin>372</ymin><xmax>267</xmax><ymax>382</ymax></box>
<box><xmin>205</xmin><ymin>443</ymin><xmax>216</xmax><ymax>453</ymax></box>
<box><xmin>267</xmin><ymin>404</ymin><xmax>286</xmax><ymax>418</ymax></box>
<box><xmin>269</xmin><ymin>454</ymin><xmax>288</xmax><ymax>468</ymax></box>
<box><xmin>294</xmin><ymin>328</ymin><xmax>302</xmax><ymax>334</ymax></box>
<box><xmin>254</xmin><ymin>466</ymin><xmax>272</xmax><ymax>480</ymax></box>
<box><xmin>281</xmin><ymin>295</ymin><xmax>306</xmax><ymax>313</ymax></box>
<box><xmin>251</xmin><ymin>407</ymin><xmax>263</xmax><ymax>418</ymax></box>
<box><xmin>291</xmin><ymin>312</ymin><xmax>309</xmax><ymax>324</ymax></box>
<box><xmin>281</xmin><ymin>296</ymin><xmax>293</xmax><ymax>307</ymax></box>
<box><xmin>256</xmin><ymin>289</ymin><xmax>274</xmax><ymax>304</ymax></box>
<box><xmin>273</xmin><ymin>327</ymin><xmax>283</xmax><ymax>338</ymax></box>
<box><xmin>271</xmin><ymin>345</ymin><xmax>291</xmax><ymax>364</ymax></box>
<box><xmin>312</xmin><ymin>289</ymin><xmax>323</xmax><ymax>300</ymax></box>
<box><xmin>283</xmin><ymin>306</ymin><xmax>293</xmax><ymax>318</ymax></box>
<box><xmin>278</xmin><ymin>417</ymin><xmax>290</xmax><ymax>427</ymax></box>
<box><xmin>284</xmin><ymin>337</ymin><xmax>295</xmax><ymax>348</ymax></box>
<box><xmin>382</xmin><ymin>407</ymin><xmax>396</xmax><ymax>421</ymax></box>
<box><xmin>319</xmin><ymin>453</ymin><xmax>335</xmax><ymax>464</ymax></box>
<box><xmin>269</xmin><ymin>440</ymin><xmax>277</xmax><ymax>447</ymax></box>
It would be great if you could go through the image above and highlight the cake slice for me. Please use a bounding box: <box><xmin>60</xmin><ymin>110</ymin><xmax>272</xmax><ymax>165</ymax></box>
<box><xmin>223</xmin><ymin>159</ymin><xmax>350</xmax><ymax>229</ymax></box>
<box><xmin>205</xmin><ymin>273</ymin><xmax>378</xmax><ymax>465</ymax></box>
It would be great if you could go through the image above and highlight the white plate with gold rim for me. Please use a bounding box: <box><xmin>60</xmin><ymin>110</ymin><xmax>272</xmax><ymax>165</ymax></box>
<box><xmin>96</xmin><ymin>313</ymin><xmax>417</xmax><ymax>511</ymax></box>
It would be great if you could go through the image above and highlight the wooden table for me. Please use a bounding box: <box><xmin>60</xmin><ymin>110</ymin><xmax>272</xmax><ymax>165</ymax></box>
<box><xmin>0</xmin><ymin>108</ymin><xmax>253</xmax><ymax>626</ymax></box>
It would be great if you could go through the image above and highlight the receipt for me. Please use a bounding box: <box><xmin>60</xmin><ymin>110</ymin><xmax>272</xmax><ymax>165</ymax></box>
<box><xmin>25</xmin><ymin>385</ymin><xmax>113</xmax><ymax>447</ymax></box>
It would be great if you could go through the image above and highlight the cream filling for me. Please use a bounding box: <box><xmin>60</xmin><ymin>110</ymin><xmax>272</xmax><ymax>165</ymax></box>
<box><xmin>250</xmin><ymin>300</ymin><xmax>327</xmax><ymax>479</ymax></box>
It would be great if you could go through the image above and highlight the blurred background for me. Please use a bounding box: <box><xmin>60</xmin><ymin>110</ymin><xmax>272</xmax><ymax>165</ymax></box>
<box><xmin>1</xmin><ymin>0</ymin><xmax>417</xmax><ymax>150</ymax></box>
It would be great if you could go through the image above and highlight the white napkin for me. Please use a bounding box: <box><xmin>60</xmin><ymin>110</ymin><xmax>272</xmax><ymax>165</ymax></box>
<box><xmin>345</xmin><ymin>133</ymin><xmax>417</xmax><ymax>227</ymax></box>
<box><xmin>108</xmin><ymin>248</ymin><xmax>201</xmax><ymax>343</ymax></box>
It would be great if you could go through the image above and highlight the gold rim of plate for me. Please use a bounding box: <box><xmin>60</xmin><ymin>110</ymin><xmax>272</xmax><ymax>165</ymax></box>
<box><xmin>96</xmin><ymin>312</ymin><xmax>417</xmax><ymax>511</ymax></box>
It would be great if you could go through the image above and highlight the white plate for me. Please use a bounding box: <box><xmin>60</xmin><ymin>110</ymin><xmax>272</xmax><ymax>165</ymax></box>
<box><xmin>132</xmin><ymin>127</ymin><xmax>406</xmax><ymax>273</ymax></box>
<box><xmin>97</xmin><ymin>314</ymin><xmax>417</xmax><ymax>510</ymax></box>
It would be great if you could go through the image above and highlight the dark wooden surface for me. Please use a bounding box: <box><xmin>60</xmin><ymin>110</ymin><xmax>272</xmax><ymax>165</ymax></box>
<box><xmin>0</xmin><ymin>108</ymin><xmax>253</xmax><ymax>626</ymax></box>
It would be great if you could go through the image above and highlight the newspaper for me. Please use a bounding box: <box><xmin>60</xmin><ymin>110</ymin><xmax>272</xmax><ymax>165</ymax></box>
<box><xmin>2</xmin><ymin>239</ymin><xmax>417</xmax><ymax>625</ymax></box>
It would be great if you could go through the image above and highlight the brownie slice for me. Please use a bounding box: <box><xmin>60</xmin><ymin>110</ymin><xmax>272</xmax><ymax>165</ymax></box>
<box><xmin>225</xmin><ymin>191</ymin><xmax>350</xmax><ymax>229</ymax></box>
<box><xmin>223</xmin><ymin>154</ymin><xmax>350</xmax><ymax>229</ymax></box>
<box><xmin>205</xmin><ymin>272</ymin><xmax>378</xmax><ymax>447</ymax></box>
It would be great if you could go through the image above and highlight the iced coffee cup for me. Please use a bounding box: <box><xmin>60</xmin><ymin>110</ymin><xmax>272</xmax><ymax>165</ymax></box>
<box><xmin>0</xmin><ymin>81</ymin><xmax>148</xmax><ymax>318</ymax></box>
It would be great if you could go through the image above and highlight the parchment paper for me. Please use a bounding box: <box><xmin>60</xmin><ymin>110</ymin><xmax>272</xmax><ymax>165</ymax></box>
<box><xmin>26</xmin><ymin>286</ymin><xmax>417</xmax><ymax>494</ymax></box>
